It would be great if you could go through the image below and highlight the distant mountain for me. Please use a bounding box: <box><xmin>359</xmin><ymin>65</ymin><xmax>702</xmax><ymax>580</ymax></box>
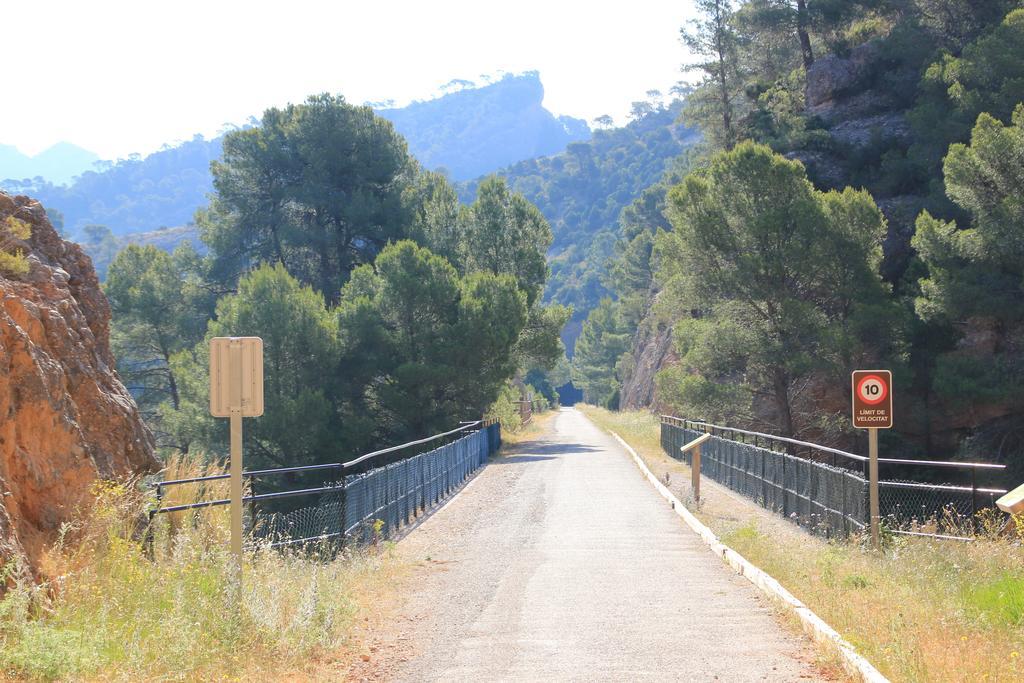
<box><xmin>2</xmin><ymin>73</ymin><xmax>589</xmax><ymax>237</ymax></box>
<box><xmin>2</xmin><ymin>135</ymin><xmax>221</xmax><ymax>237</ymax></box>
<box><xmin>0</xmin><ymin>142</ymin><xmax>100</xmax><ymax>185</ymax></box>
<box><xmin>379</xmin><ymin>72</ymin><xmax>590</xmax><ymax>180</ymax></box>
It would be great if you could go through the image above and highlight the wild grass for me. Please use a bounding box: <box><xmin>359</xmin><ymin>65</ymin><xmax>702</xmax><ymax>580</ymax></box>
<box><xmin>0</xmin><ymin>453</ymin><xmax>401</xmax><ymax>681</ymax></box>
<box><xmin>580</xmin><ymin>405</ymin><xmax>1024</xmax><ymax>683</ymax></box>
<box><xmin>500</xmin><ymin>409</ymin><xmax>558</xmax><ymax>446</ymax></box>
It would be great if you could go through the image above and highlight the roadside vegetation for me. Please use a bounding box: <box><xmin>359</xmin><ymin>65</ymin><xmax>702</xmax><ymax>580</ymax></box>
<box><xmin>0</xmin><ymin>412</ymin><xmax>547</xmax><ymax>681</ymax></box>
<box><xmin>581</xmin><ymin>406</ymin><xmax>1024</xmax><ymax>683</ymax></box>
<box><xmin>0</xmin><ymin>455</ymin><xmax>403</xmax><ymax>681</ymax></box>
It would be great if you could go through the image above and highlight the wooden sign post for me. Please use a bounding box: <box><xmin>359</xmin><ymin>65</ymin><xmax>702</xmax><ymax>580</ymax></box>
<box><xmin>681</xmin><ymin>433</ymin><xmax>711</xmax><ymax>504</ymax></box>
<box><xmin>852</xmin><ymin>370</ymin><xmax>892</xmax><ymax>548</ymax></box>
<box><xmin>210</xmin><ymin>337</ymin><xmax>264</xmax><ymax>576</ymax></box>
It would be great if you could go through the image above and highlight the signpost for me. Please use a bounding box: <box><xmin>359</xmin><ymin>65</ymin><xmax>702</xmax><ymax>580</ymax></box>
<box><xmin>680</xmin><ymin>433</ymin><xmax>711</xmax><ymax>504</ymax></box>
<box><xmin>210</xmin><ymin>337</ymin><xmax>264</xmax><ymax>575</ymax></box>
<box><xmin>852</xmin><ymin>370</ymin><xmax>892</xmax><ymax>548</ymax></box>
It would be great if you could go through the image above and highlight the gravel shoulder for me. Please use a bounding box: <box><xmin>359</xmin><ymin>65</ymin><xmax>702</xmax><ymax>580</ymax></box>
<box><xmin>354</xmin><ymin>408</ymin><xmax>827</xmax><ymax>682</ymax></box>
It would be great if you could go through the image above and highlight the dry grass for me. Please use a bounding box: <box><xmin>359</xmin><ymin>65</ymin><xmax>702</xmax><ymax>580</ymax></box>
<box><xmin>499</xmin><ymin>409</ymin><xmax>558</xmax><ymax>447</ymax></box>
<box><xmin>580</xmin><ymin>405</ymin><xmax>1024</xmax><ymax>683</ymax></box>
<box><xmin>0</xmin><ymin>453</ymin><xmax>407</xmax><ymax>682</ymax></box>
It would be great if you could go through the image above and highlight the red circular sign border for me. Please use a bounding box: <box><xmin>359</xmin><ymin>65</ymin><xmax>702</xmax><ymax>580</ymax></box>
<box><xmin>856</xmin><ymin>374</ymin><xmax>888</xmax><ymax>406</ymax></box>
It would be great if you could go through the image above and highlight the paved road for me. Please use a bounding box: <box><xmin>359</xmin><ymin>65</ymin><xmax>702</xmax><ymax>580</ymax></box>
<box><xmin>384</xmin><ymin>408</ymin><xmax>823</xmax><ymax>682</ymax></box>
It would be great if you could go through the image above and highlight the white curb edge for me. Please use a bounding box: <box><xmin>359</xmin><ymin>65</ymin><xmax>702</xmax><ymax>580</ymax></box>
<box><xmin>609</xmin><ymin>430</ymin><xmax>889</xmax><ymax>683</ymax></box>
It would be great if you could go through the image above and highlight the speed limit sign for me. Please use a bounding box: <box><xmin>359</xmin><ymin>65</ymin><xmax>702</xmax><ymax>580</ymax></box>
<box><xmin>852</xmin><ymin>370</ymin><xmax>892</xmax><ymax>429</ymax></box>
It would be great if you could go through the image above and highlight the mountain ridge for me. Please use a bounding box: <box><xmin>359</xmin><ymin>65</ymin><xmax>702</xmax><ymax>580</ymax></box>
<box><xmin>2</xmin><ymin>73</ymin><xmax>591</xmax><ymax>237</ymax></box>
<box><xmin>0</xmin><ymin>141</ymin><xmax>100</xmax><ymax>186</ymax></box>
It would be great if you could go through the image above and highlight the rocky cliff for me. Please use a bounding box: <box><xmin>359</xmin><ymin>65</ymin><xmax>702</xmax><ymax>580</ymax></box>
<box><xmin>619</xmin><ymin>299</ymin><xmax>676</xmax><ymax>412</ymax></box>
<box><xmin>0</xmin><ymin>192</ymin><xmax>157</xmax><ymax>583</ymax></box>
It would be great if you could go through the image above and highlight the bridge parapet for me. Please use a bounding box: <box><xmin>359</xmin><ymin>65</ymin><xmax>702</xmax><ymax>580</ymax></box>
<box><xmin>148</xmin><ymin>420</ymin><xmax>501</xmax><ymax>552</ymax></box>
<box><xmin>660</xmin><ymin>416</ymin><xmax>1007</xmax><ymax>540</ymax></box>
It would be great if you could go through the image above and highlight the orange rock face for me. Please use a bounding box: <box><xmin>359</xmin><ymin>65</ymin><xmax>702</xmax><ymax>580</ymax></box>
<box><xmin>0</xmin><ymin>192</ymin><xmax>158</xmax><ymax>582</ymax></box>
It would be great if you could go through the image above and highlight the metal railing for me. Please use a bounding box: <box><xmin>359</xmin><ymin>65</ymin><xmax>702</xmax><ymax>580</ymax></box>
<box><xmin>514</xmin><ymin>398</ymin><xmax>543</xmax><ymax>425</ymax></box>
<box><xmin>661</xmin><ymin>416</ymin><xmax>1008</xmax><ymax>540</ymax></box>
<box><xmin>148</xmin><ymin>419</ymin><xmax>501</xmax><ymax>550</ymax></box>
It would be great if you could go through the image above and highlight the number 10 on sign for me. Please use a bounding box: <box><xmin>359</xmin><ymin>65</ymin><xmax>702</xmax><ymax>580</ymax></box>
<box><xmin>852</xmin><ymin>369</ymin><xmax>892</xmax><ymax>549</ymax></box>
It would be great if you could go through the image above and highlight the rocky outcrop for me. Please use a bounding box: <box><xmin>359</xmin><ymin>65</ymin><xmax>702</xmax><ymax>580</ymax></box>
<box><xmin>619</xmin><ymin>295</ymin><xmax>678</xmax><ymax>411</ymax></box>
<box><xmin>806</xmin><ymin>41</ymin><xmax>883</xmax><ymax>116</ymax></box>
<box><xmin>1</xmin><ymin>192</ymin><xmax>157</xmax><ymax>583</ymax></box>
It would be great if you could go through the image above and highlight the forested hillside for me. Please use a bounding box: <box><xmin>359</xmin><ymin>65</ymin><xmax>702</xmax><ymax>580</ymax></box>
<box><xmin>465</xmin><ymin>100</ymin><xmax>700</xmax><ymax>349</ymax></box>
<box><xmin>2</xmin><ymin>135</ymin><xmax>222</xmax><ymax>237</ymax></box>
<box><xmin>572</xmin><ymin>0</ymin><xmax>1024</xmax><ymax>474</ymax></box>
<box><xmin>3</xmin><ymin>74</ymin><xmax>589</xmax><ymax>241</ymax></box>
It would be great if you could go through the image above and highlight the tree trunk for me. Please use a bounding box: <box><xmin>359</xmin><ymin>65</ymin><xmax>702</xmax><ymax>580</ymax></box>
<box><xmin>162</xmin><ymin>347</ymin><xmax>180</xmax><ymax>410</ymax></box>
<box><xmin>714</xmin><ymin>0</ymin><xmax>735</xmax><ymax>149</ymax></box>
<box><xmin>796</xmin><ymin>0</ymin><xmax>814</xmax><ymax>69</ymax></box>
<box><xmin>319</xmin><ymin>238</ymin><xmax>334</xmax><ymax>305</ymax></box>
<box><xmin>773</xmin><ymin>369</ymin><xmax>795</xmax><ymax>438</ymax></box>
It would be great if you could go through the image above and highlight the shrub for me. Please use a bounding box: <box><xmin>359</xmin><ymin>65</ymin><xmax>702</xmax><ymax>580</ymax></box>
<box><xmin>0</xmin><ymin>215</ymin><xmax>31</xmax><ymax>276</ymax></box>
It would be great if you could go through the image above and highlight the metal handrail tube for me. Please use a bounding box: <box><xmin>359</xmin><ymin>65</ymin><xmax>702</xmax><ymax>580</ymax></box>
<box><xmin>661</xmin><ymin>415</ymin><xmax>867</xmax><ymax>463</ymax></box>
<box><xmin>341</xmin><ymin>421</ymin><xmax>481</xmax><ymax>469</ymax></box>
<box><xmin>874</xmin><ymin>457</ymin><xmax>1005</xmax><ymax>470</ymax></box>
<box><xmin>660</xmin><ymin>415</ymin><xmax>1006</xmax><ymax>471</ymax></box>
<box><xmin>878</xmin><ymin>480</ymin><xmax>1007</xmax><ymax>495</ymax></box>
<box><xmin>155</xmin><ymin>462</ymin><xmax>345</xmax><ymax>490</ymax></box>
<box><xmin>154</xmin><ymin>421</ymin><xmax>484</xmax><ymax>491</ymax></box>
<box><xmin>152</xmin><ymin>483</ymin><xmax>344</xmax><ymax>514</ymax></box>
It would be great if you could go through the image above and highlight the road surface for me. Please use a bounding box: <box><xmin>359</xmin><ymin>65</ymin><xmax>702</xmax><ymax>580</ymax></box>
<box><xmin>375</xmin><ymin>408</ymin><xmax>824</xmax><ymax>681</ymax></box>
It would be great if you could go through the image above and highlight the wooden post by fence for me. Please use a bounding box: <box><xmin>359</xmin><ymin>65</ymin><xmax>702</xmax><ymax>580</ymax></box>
<box><xmin>681</xmin><ymin>433</ymin><xmax>711</xmax><ymax>504</ymax></box>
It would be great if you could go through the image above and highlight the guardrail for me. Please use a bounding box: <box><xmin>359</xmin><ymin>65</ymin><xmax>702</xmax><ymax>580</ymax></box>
<box><xmin>148</xmin><ymin>419</ymin><xmax>501</xmax><ymax>551</ymax></box>
<box><xmin>660</xmin><ymin>416</ymin><xmax>1007</xmax><ymax>540</ymax></box>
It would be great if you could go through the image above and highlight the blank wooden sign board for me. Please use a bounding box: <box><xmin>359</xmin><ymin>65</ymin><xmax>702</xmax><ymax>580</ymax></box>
<box><xmin>210</xmin><ymin>337</ymin><xmax>264</xmax><ymax>418</ymax></box>
<box><xmin>209</xmin><ymin>336</ymin><xmax>264</xmax><ymax>579</ymax></box>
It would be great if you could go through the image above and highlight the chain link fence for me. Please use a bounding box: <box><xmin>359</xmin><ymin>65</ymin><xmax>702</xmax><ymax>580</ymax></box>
<box><xmin>151</xmin><ymin>420</ymin><xmax>501</xmax><ymax>551</ymax></box>
<box><xmin>662</xmin><ymin>418</ymin><xmax>866</xmax><ymax>537</ymax></box>
<box><xmin>661</xmin><ymin>416</ymin><xmax>1008</xmax><ymax>539</ymax></box>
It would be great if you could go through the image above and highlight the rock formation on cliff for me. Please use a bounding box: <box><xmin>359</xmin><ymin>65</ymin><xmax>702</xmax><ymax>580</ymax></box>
<box><xmin>1</xmin><ymin>192</ymin><xmax>157</xmax><ymax>583</ymax></box>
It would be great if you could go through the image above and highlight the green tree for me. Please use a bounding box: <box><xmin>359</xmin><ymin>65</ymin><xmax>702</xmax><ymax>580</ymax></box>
<box><xmin>572</xmin><ymin>298</ymin><xmax>631</xmax><ymax>407</ymax></box>
<box><xmin>443</xmin><ymin>175</ymin><xmax>568</xmax><ymax>371</ymax></box>
<box><xmin>739</xmin><ymin>1</ymin><xmax>891</xmax><ymax>68</ymax></box>
<box><xmin>167</xmin><ymin>263</ymin><xmax>339</xmax><ymax>467</ymax></box>
<box><xmin>681</xmin><ymin>0</ymin><xmax>744</xmax><ymax>150</ymax></box>
<box><xmin>655</xmin><ymin>142</ymin><xmax>899</xmax><ymax>436</ymax></box>
<box><xmin>105</xmin><ymin>244</ymin><xmax>215</xmax><ymax>445</ymax></box>
<box><xmin>200</xmin><ymin>94</ymin><xmax>413</xmax><ymax>302</ymax></box>
<box><xmin>910</xmin><ymin>9</ymin><xmax>1024</xmax><ymax>173</ymax></box>
<box><xmin>78</xmin><ymin>224</ymin><xmax>120</xmax><ymax>280</ymax></box>
<box><xmin>459</xmin><ymin>176</ymin><xmax>551</xmax><ymax>307</ymax></box>
<box><xmin>403</xmin><ymin>169</ymin><xmax>462</xmax><ymax>267</ymax></box>
<box><xmin>912</xmin><ymin>107</ymin><xmax>1024</xmax><ymax>413</ymax></box>
<box><xmin>337</xmin><ymin>241</ymin><xmax>527</xmax><ymax>441</ymax></box>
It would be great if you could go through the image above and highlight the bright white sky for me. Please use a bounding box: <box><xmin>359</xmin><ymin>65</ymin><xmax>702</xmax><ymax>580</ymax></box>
<box><xmin>2</xmin><ymin>0</ymin><xmax>696</xmax><ymax>160</ymax></box>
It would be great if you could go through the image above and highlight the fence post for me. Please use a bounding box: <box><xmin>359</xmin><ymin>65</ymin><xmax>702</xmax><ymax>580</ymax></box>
<box><xmin>420</xmin><ymin>450</ymin><xmax>427</xmax><ymax>513</ymax></box>
<box><xmin>841</xmin><ymin>471</ymin><xmax>847</xmax><ymax>537</ymax></box>
<box><xmin>681</xmin><ymin>433</ymin><xmax>710</xmax><ymax>504</ymax></box>
<box><xmin>146</xmin><ymin>484</ymin><xmax>163</xmax><ymax>560</ymax></box>
<box><xmin>340</xmin><ymin>474</ymin><xmax>348</xmax><ymax>548</ymax></box>
<box><xmin>971</xmin><ymin>467</ymin><xmax>978</xmax><ymax>532</ymax></box>
<box><xmin>761</xmin><ymin>445</ymin><xmax>766</xmax><ymax>508</ymax></box>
